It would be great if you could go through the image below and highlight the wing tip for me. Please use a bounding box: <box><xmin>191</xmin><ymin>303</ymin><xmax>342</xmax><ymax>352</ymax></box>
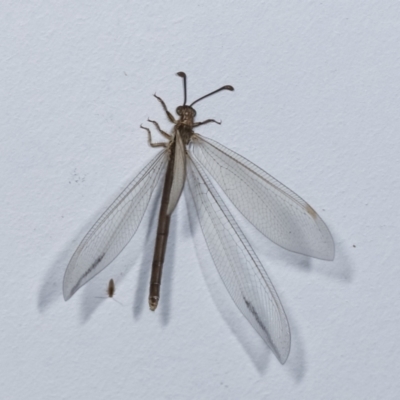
<box><xmin>62</xmin><ymin>283</ymin><xmax>74</xmax><ymax>301</ymax></box>
<box><xmin>278</xmin><ymin>350</ymin><xmax>290</xmax><ymax>365</ymax></box>
<box><xmin>274</xmin><ymin>328</ymin><xmax>291</xmax><ymax>365</ymax></box>
<box><xmin>270</xmin><ymin>340</ymin><xmax>291</xmax><ymax>365</ymax></box>
<box><xmin>322</xmin><ymin>234</ymin><xmax>336</xmax><ymax>261</ymax></box>
<box><xmin>63</xmin><ymin>293</ymin><xmax>71</xmax><ymax>301</ymax></box>
<box><xmin>63</xmin><ymin>274</ymin><xmax>78</xmax><ymax>301</ymax></box>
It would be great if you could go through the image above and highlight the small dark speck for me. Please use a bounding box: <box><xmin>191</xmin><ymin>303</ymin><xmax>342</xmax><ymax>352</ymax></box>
<box><xmin>353</xmin><ymin>244</ymin><xmax>356</xmax><ymax>248</ymax></box>
<box><xmin>69</xmin><ymin>168</ymin><xmax>86</xmax><ymax>184</ymax></box>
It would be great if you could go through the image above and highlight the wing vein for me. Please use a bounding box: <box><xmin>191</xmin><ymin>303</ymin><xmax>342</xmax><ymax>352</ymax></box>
<box><xmin>187</xmin><ymin>151</ymin><xmax>290</xmax><ymax>363</ymax></box>
<box><xmin>192</xmin><ymin>134</ymin><xmax>334</xmax><ymax>260</ymax></box>
<box><xmin>63</xmin><ymin>150</ymin><xmax>168</xmax><ymax>300</ymax></box>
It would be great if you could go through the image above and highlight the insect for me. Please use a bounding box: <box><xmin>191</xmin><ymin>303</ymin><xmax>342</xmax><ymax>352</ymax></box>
<box><xmin>95</xmin><ymin>279</ymin><xmax>123</xmax><ymax>305</ymax></box>
<box><xmin>63</xmin><ymin>72</ymin><xmax>335</xmax><ymax>364</ymax></box>
<box><xmin>106</xmin><ymin>278</ymin><xmax>115</xmax><ymax>298</ymax></box>
<box><xmin>97</xmin><ymin>278</ymin><xmax>116</xmax><ymax>298</ymax></box>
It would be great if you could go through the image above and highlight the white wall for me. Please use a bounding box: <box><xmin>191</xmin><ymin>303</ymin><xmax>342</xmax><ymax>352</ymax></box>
<box><xmin>1</xmin><ymin>1</ymin><xmax>399</xmax><ymax>399</ymax></box>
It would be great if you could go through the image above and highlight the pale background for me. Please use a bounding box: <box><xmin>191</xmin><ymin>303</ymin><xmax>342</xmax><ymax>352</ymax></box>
<box><xmin>1</xmin><ymin>1</ymin><xmax>399</xmax><ymax>399</ymax></box>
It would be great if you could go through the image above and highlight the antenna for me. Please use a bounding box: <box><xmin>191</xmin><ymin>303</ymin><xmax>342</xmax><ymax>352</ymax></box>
<box><xmin>190</xmin><ymin>85</ymin><xmax>234</xmax><ymax>107</ymax></box>
<box><xmin>177</xmin><ymin>71</ymin><xmax>234</xmax><ymax>107</ymax></box>
<box><xmin>177</xmin><ymin>72</ymin><xmax>187</xmax><ymax>106</ymax></box>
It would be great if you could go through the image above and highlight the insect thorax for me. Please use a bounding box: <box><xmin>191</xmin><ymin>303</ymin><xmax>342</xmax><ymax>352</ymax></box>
<box><xmin>176</xmin><ymin>124</ymin><xmax>195</xmax><ymax>145</ymax></box>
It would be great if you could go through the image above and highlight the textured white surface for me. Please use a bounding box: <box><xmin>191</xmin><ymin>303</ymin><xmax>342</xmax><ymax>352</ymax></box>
<box><xmin>1</xmin><ymin>1</ymin><xmax>399</xmax><ymax>399</ymax></box>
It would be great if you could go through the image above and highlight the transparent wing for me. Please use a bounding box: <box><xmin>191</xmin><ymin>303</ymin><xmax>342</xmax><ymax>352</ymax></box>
<box><xmin>167</xmin><ymin>132</ymin><xmax>186</xmax><ymax>215</ymax></box>
<box><xmin>187</xmin><ymin>151</ymin><xmax>290</xmax><ymax>364</ymax></box>
<box><xmin>63</xmin><ymin>150</ymin><xmax>168</xmax><ymax>300</ymax></box>
<box><xmin>192</xmin><ymin>135</ymin><xmax>334</xmax><ymax>260</ymax></box>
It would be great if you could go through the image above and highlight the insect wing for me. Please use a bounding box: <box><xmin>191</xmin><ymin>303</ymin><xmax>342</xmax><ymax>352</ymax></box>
<box><xmin>167</xmin><ymin>132</ymin><xmax>186</xmax><ymax>216</ymax></box>
<box><xmin>192</xmin><ymin>135</ymin><xmax>334</xmax><ymax>260</ymax></box>
<box><xmin>187</xmin><ymin>152</ymin><xmax>290</xmax><ymax>364</ymax></box>
<box><xmin>63</xmin><ymin>150</ymin><xmax>168</xmax><ymax>300</ymax></box>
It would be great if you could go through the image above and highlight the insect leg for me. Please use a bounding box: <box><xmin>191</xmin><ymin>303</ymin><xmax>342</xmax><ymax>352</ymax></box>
<box><xmin>193</xmin><ymin>119</ymin><xmax>221</xmax><ymax>127</ymax></box>
<box><xmin>148</xmin><ymin>119</ymin><xmax>171</xmax><ymax>139</ymax></box>
<box><xmin>140</xmin><ymin>125</ymin><xmax>168</xmax><ymax>148</ymax></box>
<box><xmin>153</xmin><ymin>94</ymin><xmax>176</xmax><ymax>123</ymax></box>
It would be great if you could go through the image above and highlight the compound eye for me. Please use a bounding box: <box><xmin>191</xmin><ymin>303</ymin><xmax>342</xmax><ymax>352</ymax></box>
<box><xmin>176</xmin><ymin>106</ymin><xmax>183</xmax><ymax>115</ymax></box>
